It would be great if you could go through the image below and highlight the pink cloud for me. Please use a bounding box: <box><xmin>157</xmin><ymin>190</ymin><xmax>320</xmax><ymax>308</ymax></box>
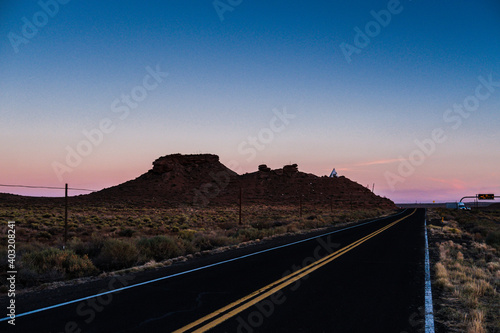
<box><xmin>353</xmin><ymin>158</ymin><xmax>406</xmax><ymax>167</ymax></box>
<box><xmin>426</xmin><ymin>177</ymin><xmax>467</xmax><ymax>190</ymax></box>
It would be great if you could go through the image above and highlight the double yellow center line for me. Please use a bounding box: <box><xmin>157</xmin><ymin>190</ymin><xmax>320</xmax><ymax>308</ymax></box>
<box><xmin>174</xmin><ymin>209</ymin><xmax>416</xmax><ymax>333</ymax></box>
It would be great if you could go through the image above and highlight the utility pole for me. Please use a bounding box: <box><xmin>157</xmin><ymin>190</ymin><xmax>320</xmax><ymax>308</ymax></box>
<box><xmin>239</xmin><ymin>187</ymin><xmax>242</xmax><ymax>225</ymax></box>
<box><xmin>372</xmin><ymin>183</ymin><xmax>375</xmax><ymax>193</ymax></box>
<box><xmin>64</xmin><ymin>183</ymin><xmax>68</xmax><ymax>248</ymax></box>
<box><xmin>299</xmin><ymin>194</ymin><xmax>303</xmax><ymax>218</ymax></box>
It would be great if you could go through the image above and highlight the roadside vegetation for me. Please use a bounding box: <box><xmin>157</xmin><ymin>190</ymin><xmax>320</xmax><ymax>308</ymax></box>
<box><xmin>427</xmin><ymin>208</ymin><xmax>500</xmax><ymax>333</ymax></box>
<box><xmin>0</xmin><ymin>202</ymin><xmax>394</xmax><ymax>291</ymax></box>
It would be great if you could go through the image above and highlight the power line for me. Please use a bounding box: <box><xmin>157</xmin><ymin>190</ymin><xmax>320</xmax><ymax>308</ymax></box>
<box><xmin>0</xmin><ymin>184</ymin><xmax>96</xmax><ymax>192</ymax></box>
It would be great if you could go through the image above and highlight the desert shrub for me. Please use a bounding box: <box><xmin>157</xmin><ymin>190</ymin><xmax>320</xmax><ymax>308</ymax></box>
<box><xmin>36</xmin><ymin>231</ymin><xmax>52</xmax><ymax>240</ymax></box>
<box><xmin>136</xmin><ymin>236</ymin><xmax>183</xmax><ymax>261</ymax></box>
<box><xmin>236</xmin><ymin>228</ymin><xmax>264</xmax><ymax>241</ymax></box>
<box><xmin>118</xmin><ymin>228</ymin><xmax>136</xmax><ymax>237</ymax></box>
<box><xmin>176</xmin><ymin>215</ymin><xmax>188</xmax><ymax>224</ymax></box>
<box><xmin>250</xmin><ymin>220</ymin><xmax>273</xmax><ymax>230</ymax></box>
<box><xmin>69</xmin><ymin>236</ymin><xmax>104</xmax><ymax>259</ymax></box>
<box><xmin>272</xmin><ymin>221</ymin><xmax>284</xmax><ymax>227</ymax></box>
<box><xmin>286</xmin><ymin>223</ymin><xmax>300</xmax><ymax>233</ymax></box>
<box><xmin>179</xmin><ymin>229</ymin><xmax>197</xmax><ymax>241</ymax></box>
<box><xmin>94</xmin><ymin>239</ymin><xmax>139</xmax><ymax>271</ymax></box>
<box><xmin>300</xmin><ymin>218</ymin><xmax>325</xmax><ymax>229</ymax></box>
<box><xmin>193</xmin><ymin>233</ymin><xmax>234</xmax><ymax>251</ymax></box>
<box><xmin>20</xmin><ymin>248</ymin><xmax>97</xmax><ymax>284</ymax></box>
<box><xmin>276</xmin><ymin>225</ymin><xmax>288</xmax><ymax>234</ymax></box>
<box><xmin>17</xmin><ymin>242</ymin><xmax>45</xmax><ymax>256</ymax></box>
<box><xmin>181</xmin><ymin>239</ymin><xmax>199</xmax><ymax>254</ymax></box>
<box><xmin>338</xmin><ymin>214</ymin><xmax>348</xmax><ymax>222</ymax></box>
<box><xmin>218</xmin><ymin>220</ymin><xmax>238</xmax><ymax>230</ymax></box>
<box><xmin>485</xmin><ymin>231</ymin><xmax>500</xmax><ymax>249</ymax></box>
<box><xmin>47</xmin><ymin>226</ymin><xmax>60</xmax><ymax>235</ymax></box>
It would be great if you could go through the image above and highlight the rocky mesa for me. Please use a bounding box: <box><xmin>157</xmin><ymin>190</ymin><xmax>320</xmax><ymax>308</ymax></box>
<box><xmin>84</xmin><ymin>153</ymin><xmax>395</xmax><ymax>209</ymax></box>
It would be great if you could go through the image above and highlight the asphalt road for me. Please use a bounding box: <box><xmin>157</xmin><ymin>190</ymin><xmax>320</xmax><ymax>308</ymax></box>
<box><xmin>2</xmin><ymin>208</ymin><xmax>428</xmax><ymax>332</ymax></box>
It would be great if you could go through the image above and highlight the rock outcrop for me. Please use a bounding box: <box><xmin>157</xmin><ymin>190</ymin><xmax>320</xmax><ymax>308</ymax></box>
<box><xmin>152</xmin><ymin>154</ymin><xmax>220</xmax><ymax>174</ymax></box>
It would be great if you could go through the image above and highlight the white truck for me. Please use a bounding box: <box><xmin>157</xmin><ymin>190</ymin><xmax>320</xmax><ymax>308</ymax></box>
<box><xmin>446</xmin><ymin>202</ymin><xmax>470</xmax><ymax>210</ymax></box>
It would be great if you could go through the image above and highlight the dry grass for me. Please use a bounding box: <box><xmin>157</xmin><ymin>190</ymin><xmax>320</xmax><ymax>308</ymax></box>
<box><xmin>427</xmin><ymin>209</ymin><xmax>499</xmax><ymax>333</ymax></box>
<box><xmin>435</xmin><ymin>262</ymin><xmax>452</xmax><ymax>289</ymax></box>
<box><xmin>467</xmin><ymin>309</ymin><xmax>486</xmax><ymax>333</ymax></box>
<box><xmin>0</xmin><ymin>203</ymin><xmax>390</xmax><ymax>245</ymax></box>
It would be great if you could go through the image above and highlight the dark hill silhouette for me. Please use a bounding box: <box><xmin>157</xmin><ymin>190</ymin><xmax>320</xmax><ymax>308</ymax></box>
<box><xmin>83</xmin><ymin>154</ymin><xmax>395</xmax><ymax>209</ymax></box>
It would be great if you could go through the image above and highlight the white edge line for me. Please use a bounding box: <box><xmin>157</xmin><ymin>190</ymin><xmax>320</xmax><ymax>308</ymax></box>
<box><xmin>424</xmin><ymin>217</ymin><xmax>435</xmax><ymax>333</ymax></box>
<box><xmin>0</xmin><ymin>210</ymin><xmax>408</xmax><ymax>322</ymax></box>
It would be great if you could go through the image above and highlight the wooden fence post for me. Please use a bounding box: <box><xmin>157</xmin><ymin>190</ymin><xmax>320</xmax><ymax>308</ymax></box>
<box><xmin>299</xmin><ymin>194</ymin><xmax>303</xmax><ymax>218</ymax></box>
<box><xmin>239</xmin><ymin>187</ymin><xmax>242</xmax><ymax>225</ymax></box>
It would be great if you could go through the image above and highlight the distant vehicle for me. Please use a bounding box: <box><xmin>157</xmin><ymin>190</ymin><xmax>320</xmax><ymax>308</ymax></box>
<box><xmin>446</xmin><ymin>202</ymin><xmax>470</xmax><ymax>210</ymax></box>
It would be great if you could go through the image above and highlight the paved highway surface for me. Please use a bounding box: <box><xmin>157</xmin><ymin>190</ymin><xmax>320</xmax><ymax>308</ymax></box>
<box><xmin>2</xmin><ymin>208</ymin><xmax>429</xmax><ymax>332</ymax></box>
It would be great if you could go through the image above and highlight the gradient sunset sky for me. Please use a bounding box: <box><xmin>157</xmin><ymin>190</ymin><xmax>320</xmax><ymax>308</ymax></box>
<box><xmin>1</xmin><ymin>0</ymin><xmax>499</xmax><ymax>203</ymax></box>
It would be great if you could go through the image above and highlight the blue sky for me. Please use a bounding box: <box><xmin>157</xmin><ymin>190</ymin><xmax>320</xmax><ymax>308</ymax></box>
<box><xmin>1</xmin><ymin>0</ymin><xmax>499</xmax><ymax>203</ymax></box>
